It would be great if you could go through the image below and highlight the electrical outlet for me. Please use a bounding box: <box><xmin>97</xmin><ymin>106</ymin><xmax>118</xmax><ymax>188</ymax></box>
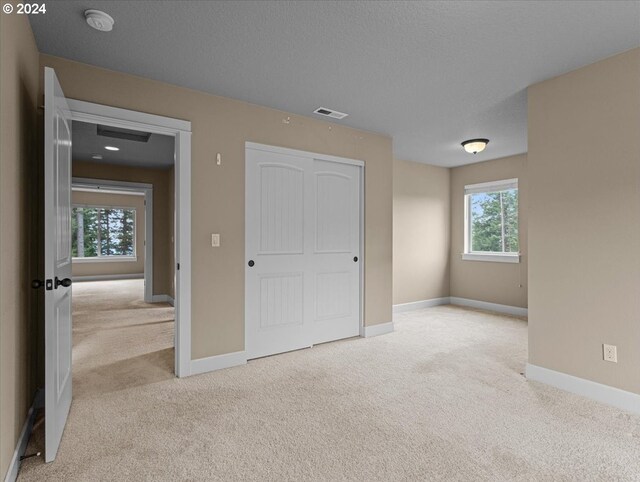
<box><xmin>603</xmin><ymin>344</ymin><xmax>617</xmax><ymax>363</ymax></box>
<box><xmin>211</xmin><ymin>233</ymin><xmax>220</xmax><ymax>247</ymax></box>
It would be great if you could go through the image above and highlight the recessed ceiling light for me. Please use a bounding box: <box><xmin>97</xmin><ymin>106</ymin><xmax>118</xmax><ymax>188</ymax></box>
<box><xmin>92</xmin><ymin>154</ymin><xmax>103</xmax><ymax>160</ymax></box>
<box><xmin>461</xmin><ymin>138</ymin><xmax>489</xmax><ymax>154</ymax></box>
<box><xmin>104</xmin><ymin>146</ymin><xmax>119</xmax><ymax>151</ymax></box>
<box><xmin>85</xmin><ymin>10</ymin><xmax>114</xmax><ymax>32</ymax></box>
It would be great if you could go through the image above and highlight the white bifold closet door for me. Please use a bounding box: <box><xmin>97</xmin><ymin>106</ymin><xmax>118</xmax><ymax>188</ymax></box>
<box><xmin>245</xmin><ymin>147</ymin><xmax>361</xmax><ymax>360</ymax></box>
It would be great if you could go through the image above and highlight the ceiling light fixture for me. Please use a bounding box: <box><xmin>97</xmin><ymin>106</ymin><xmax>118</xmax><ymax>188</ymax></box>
<box><xmin>104</xmin><ymin>146</ymin><xmax>119</xmax><ymax>151</ymax></box>
<box><xmin>461</xmin><ymin>138</ymin><xmax>489</xmax><ymax>154</ymax></box>
<box><xmin>84</xmin><ymin>9</ymin><xmax>114</xmax><ymax>32</ymax></box>
<box><xmin>92</xmin><ymin>154</ymin><xmax>103</xmax><ymax>160</ymax></box>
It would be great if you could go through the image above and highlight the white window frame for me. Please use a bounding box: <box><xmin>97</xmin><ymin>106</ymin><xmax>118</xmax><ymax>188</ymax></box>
<box><xmin>72</xmin><ymin>204</ymin><xmax>138</xmax><ymax>262</ymax></box>
<box><xmin>463</xmin><ymin>178</ymin><xmax>520</xmax><ymax>263</ymax></box>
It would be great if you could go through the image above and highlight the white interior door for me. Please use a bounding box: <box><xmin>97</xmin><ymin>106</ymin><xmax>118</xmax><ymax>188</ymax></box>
<box><xmin>245</xmin><ymin>149</ymin><xmax>313</xmax><ymax>358</ymax></box>
<box><xmin>245</xmin><ymin>146</ymin><xmax>361</xmax><ymax>359</ymax></box>
<box><xmin>311</xmin><ymin>159</ymin><xmax>360</xmax><ymax>344</ymax></box>
<box><xmin>44</xmin><ymin>67</ymin><xmax>73</xmax><ymax>463</ymax></box>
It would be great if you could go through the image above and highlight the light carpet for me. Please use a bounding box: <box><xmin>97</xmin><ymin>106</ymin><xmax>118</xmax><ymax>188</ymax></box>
<box><xmin>19</xmin><ymin>282</ymin><xmax>640</xmax><ymax>480</ymax></box>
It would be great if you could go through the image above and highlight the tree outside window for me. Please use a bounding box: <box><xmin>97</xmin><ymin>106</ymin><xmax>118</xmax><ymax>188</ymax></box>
<box><xmin>465</xmin><ymin>179</ymin><xmax>519</xmax><ymax>255</ymax></box>
<box><xmin>72</xmin><ymin>207</ymin><xmax>136</xmax><ymax>258</ymax></box>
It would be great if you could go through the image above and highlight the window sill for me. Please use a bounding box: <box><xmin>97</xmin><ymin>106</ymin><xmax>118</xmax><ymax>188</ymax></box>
<box><xmin>73</xmin><ymin>256</ymin><xmax>137</xmax><ymax>264</ymax></box>
<box><xmin>462</xmin><ymin>253</ymin><xmax>520</xmax><ymax>264</ymax></box>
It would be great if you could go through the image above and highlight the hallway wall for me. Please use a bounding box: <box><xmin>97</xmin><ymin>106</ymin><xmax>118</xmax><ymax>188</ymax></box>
<box><xmin>0</xmin><ymin>9</ymin><xmax>40</xmax><ymax>480</ymax></box>
<box><xmin>72</xmin><ymin>161</ymin><xmax>174</xmax><ymax>297</ymax></box>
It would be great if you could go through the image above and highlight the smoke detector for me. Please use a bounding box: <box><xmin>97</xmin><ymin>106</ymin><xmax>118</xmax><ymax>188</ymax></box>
<box><xmin>85</xmin><ymin>10</ymin><xmax>114</xmax><ymax>32</ymax></box>
<box><xmin>313</xmin><ymin>107</ymin><xmax>348</xmax><ymax>120</ymax></box>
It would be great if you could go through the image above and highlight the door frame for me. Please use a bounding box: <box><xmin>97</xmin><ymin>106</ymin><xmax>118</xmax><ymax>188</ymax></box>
<box><xmin>68</xmin><ymin>99</ymin><xmax>192</xmax><ymax>377</ymax></box>
<box><xmin>244</xmin><ymin>142</ymin><xmax>365</xmax><ymax>358</ymax></box>
<box><xmin>71</xmin><ymin>179</ymin><xmax>154</xmax><ymax>301</ymax></box>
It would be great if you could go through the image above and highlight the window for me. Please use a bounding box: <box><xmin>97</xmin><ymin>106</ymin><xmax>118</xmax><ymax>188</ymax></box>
<box><xmin>463</xmin><ymin>178</ymin><xmax>519</xmax><ymax>263</ymax></box>
<box><xmin>72</xmin><ymin>206</ymin><xmax>136</xmax><ymax>260</ymax></box>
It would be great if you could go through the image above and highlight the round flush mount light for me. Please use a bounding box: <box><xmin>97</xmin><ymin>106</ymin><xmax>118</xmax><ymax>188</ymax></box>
<box><xmin>461</xmin><ymin>138</ymin><xmax>489</xmax><ymax>154</ymax></box>
<box><xmin>92</xmin><ymin>154</ymin><xmax>103</xmax><ymax>160</ymax></box>
<box><xmin>85</xmin><ymin>9</ymin><xmax>114</xmax><ymax>32</ymax></box>
<box><xmin>104</xmin><ymin>146</ymin><xmax>119</xmax><ymax>151</ymax></box>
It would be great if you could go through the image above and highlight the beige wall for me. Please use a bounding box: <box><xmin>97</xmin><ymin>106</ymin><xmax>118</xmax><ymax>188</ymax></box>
<box><xmin>0</xmin><ymin>9</ymin><xmax>40</xmax><ymax>480</ymax></box>
<box><xmin>393</xmin><ymin>159</ymin><xmax>450</xmax><ymax>304</ymax></box>
<box><xmin>72</xmin><ymin>161</ymin><xmax>173</xmax><ymax>296</ymax></box>
<box><xmin>71</xmin><ymin>190</ymin><xmax>145</xmax><ymax>278</ymax></box>
<box><xmin>43</xmin><ymin>55</ymin><xmax>394</xmax><ymax>359</ymax></box>
<box><xmin>528</xmin><ymin>48</ymin><xmax>640</xmax><ymax>394</ymax></box>
<box><xmin>450</xmin><ymin>154</ymin><xmax>528</xmax><ymax>308</ymax></box>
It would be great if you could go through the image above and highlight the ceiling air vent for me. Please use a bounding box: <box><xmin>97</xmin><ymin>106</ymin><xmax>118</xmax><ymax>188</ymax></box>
<box><xmin>313</xmin><ymin>107</ymin><xmax>348</xmax><ymax>120</ymax></box>
<box><xmin>97</xmin><ymin>124</ymin><xmax>151</xmax><ymax>143</ymax></box>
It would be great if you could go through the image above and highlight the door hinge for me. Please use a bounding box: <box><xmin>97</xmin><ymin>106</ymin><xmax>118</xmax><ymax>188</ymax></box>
<box><xmin>177</xmin><ymin>263</ymin><xmax>180</xmax><ymax>270</ymax></box>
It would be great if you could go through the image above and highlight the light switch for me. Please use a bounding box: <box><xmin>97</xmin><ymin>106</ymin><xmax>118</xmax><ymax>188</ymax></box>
<box><xmin>211</xmin><ymin>233</ymin><xmax>220</xmax><ymax>247</ymax></box>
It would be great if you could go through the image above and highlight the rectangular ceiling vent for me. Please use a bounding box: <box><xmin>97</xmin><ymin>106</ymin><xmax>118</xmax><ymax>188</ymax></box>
<box><xmin>97</xmin><ymin>124</ymin><xmax>151</xmax><ymax>143</ymax></box>
<box><xmin>313</xmin><ymin>107</ymin><xmax>349</xmax><ymax>120</ymax></box>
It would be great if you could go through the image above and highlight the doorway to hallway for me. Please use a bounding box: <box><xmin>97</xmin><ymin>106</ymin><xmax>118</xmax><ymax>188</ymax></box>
<box><xmin>72</xmin><ymin>279</ymin><xmax>175</xmax><ymax>397</ymax></box>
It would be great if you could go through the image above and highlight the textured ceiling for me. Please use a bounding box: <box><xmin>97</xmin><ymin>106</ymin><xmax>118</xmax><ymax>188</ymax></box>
<box><xmin>72</xmin><ymin>121</ymin><xmax>174</xmax><ymax>169</ymax></box>
<box><xmin>31</xmin><ymin>1</ymin><xmax>640</xmax><ymax>167</ymax></box>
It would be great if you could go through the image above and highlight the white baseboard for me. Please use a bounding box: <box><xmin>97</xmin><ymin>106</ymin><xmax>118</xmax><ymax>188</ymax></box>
<box><xmin>73</xmin><ymin>273</ymin><xmax>144</xmax><ymax>282</ymax></box>
<box><xmin>362</xmin><ymin>321</ymin><xmax>394</xmax><ymax>338</ymax></box>
<box><xmin>449</xmin><ymin>297</ymin><xmax>528</xmax><ymax>317</ymax></box>
<box><xmin>190</xmin><ymin>351</ymin><xmax>247</xmax><ymax>376</ymax></box>
<box><xmin>526</xmin><ymin>363</ymin><xmax>640</xmax><ymax>415</ymax></box>
<box><xmin>393</xmin><ymin>297</ymin><xmax>450</xmax><ymax>313</ymax></box>
<box><xmin>151</xmin><ymin>294</ymin><xmax>174</xmax><ymax>306</ymax></box>
<box><xmin>4</xmin><ymin>389</ymin><xmax>43</xmax><ymax>482</ymax></box>
<box><xmin>392</xmin><ymin>297</ymin><xmax>527</xmax><ymax>318</ymax></box>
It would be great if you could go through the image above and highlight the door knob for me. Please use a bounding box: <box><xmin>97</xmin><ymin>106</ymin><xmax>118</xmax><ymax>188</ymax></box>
<box><xmin>248</xmin><ymin>260</ymin><xmax>255</xmax><ymax>267</ymax></box>
<box><xmin>353</xmin><ymin>256</ymin><xmax>358</xmax><ymax>262</ymax></box>
<box><xmin>55</xmin><ymin>277</ymin><xmax>72</xmax><ymax>289</ymax></box>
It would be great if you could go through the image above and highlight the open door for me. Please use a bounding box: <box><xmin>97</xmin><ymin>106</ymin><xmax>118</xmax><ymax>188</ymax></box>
<box><xmin>43</xmin><ymin>67</ymin><xmax>73</xmax><ymax>462</ymax></box>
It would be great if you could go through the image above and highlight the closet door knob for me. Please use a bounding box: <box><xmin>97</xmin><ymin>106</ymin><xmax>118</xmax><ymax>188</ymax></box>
<box><xmin>248</xmin><ymin>260</ymin><xmax>255</xmax><ymax>267</ymax></box>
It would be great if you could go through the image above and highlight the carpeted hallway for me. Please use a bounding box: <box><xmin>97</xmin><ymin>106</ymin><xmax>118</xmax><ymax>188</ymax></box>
<box><xmin>70</xmin><ymin>280</ymin><xmax>175</xmax><ymax>398</ymax></box>
<box><xmin>19</xmin><ymin>285</ymin><xmax>640</xmax><ymax>481</ymax></box>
